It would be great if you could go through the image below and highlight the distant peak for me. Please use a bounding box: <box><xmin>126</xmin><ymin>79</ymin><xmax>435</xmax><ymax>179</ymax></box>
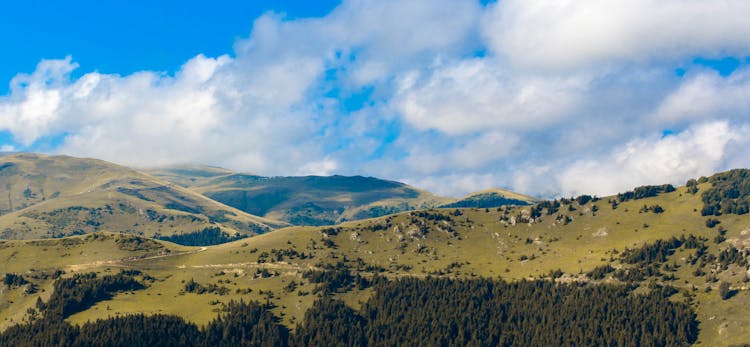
<box><xmin>462</xmin><ymin>188</ymin><xmax>539</xmax><ymax>203</ymax></box>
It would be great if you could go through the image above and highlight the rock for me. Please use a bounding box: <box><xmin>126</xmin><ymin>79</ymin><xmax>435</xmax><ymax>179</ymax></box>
<box><xmin>592</xmin><ymin>227</ymin><xmax>609</xmax><ymax>237</ymax></box>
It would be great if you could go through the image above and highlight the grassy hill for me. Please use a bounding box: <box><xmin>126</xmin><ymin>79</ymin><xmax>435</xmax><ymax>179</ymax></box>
<box><xmin>0</xmin><ymin>153</ymin><xmax>287</xmax><ymax>240</ymax></box>
<box><xmin>142</xmin><ymin>164</ymin><xmax>236</xmax><ymax>188</ymax></box>
<box><xmin>439</xmin><ymin>188</ymin><xmax>539</xmax><ymax>208</ymax></box>
<box><xmin>150</xmin><ymin>166</ymin><xmax>453</xmax><ymax>226</ymax></box>
<box><xmin>2</xmin><ymin>169</ymin><xmax>750</xmax><ymax>345</ymax></box>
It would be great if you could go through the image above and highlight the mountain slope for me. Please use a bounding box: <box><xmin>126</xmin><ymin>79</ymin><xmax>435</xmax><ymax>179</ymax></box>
<box><xmin>150</xmin><ymin>166</ymin><xmax>452</xmax><ymax>226</ymax></box>
<box><xmin>439</xmin><ymin>188</ymin><xmax>539</xmax><ymax>208</ymax></box>
<box><xmin>3</xmin><ymin>169</ymin><xmax>750</xmax><ymax>345</ymax></box>
<box><xmin>5</xmin><ymin>171</ymin><xmax>750</xmax><ymax>346</ymax></box>
<box><xmin>144</xmin><ymin>165</ymin><xmax>236</xmax><ymax>188</ymax></box>
<box><xmin>0</xmin><ymin>153</ymin><xmax>287</xmax><ymax>240</ymax></box>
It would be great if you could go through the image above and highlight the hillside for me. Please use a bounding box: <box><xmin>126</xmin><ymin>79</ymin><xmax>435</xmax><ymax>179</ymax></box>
<box><xmin>439</xmin><ymin>188</ymin><xmax>538</xmax><ymax>208</ymax></box>
<box><xmin>0</xmin><ymin>153</ymin><xmax>287</xmax><ymax>240</ymax></box>
<box><xmin>150</xmin><ymin>166</ymin><xmax>453</xmax><ymax>226</ymax></box>
<box><xmin>2</xmin><ymin>169</ymin><xmax>750</xmax><ymax>345</ymax></box>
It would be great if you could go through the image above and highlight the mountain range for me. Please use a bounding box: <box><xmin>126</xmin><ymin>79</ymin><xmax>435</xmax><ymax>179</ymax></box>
<box><xmin>1</xmin><ymin>153</ymin><xmax>749</xmax><ymax>345</ymax></box>
<box><xmin>0</xmin><ymin>153</ymin><xmax>536</xmax><ymax>240</ymax></box>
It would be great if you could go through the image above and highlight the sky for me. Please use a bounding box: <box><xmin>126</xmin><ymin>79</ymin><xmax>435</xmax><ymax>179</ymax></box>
<box><xmin>1</xmin><ymin>0</ymin><xmax>750</xmax><ymax>198</ymax></box>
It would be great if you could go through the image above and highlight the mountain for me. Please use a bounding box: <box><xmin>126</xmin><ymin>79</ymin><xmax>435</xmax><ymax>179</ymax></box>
<box><xmin>143</xmin><ymin>164</ymin><xmax>236</xmax><ymax>187</ymax></box>
<box><xmin>149</xmin><ymin>166</ymin><xmax>452</xmax><ymax>226</ymax></box>
<box><xmin>0</xmin><ymin>153</ymin><xmax>287</xmax><ymax>240</ymax></box>
<box><xmin>439</xmin><ymin>188</ymin><xmax>539</xmax><ymax>208</ymax></box>
<box><xmin>2</xmin><ymin>168</ymin><xmax>750</xmax><ymax>345</ymax></box>
<box><xmin>0</xmin><ymin>154</ymin><xmax>535</xmax><ymax>240</ymax></box>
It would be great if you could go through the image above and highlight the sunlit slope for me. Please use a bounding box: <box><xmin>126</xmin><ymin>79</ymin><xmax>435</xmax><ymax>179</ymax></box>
<box><xmin>146</xmin><ymin>176</ymin><xmax>750</xmax><ymax>345</ymax></box>
<box><xmin>151</xmin><ymin>166</ymin><xmax>452</xmax><ymax>226</ymax></box>
<box><xmin>183</xmin><ymin>181</ymin><xmax>721</xmax><ymax>281</ymax></box>
<box><xmin>0</xmin><ymin>153</ymin><xmax>287</xmax><ymax>239</ymax></box>
<box><xmin>0</xmin><ymin>233</ymin><xmax>188</xmax><ymax>330</ymax></box>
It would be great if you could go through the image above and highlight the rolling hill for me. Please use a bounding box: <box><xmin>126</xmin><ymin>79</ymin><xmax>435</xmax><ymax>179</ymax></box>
<box><xmin>149</xmin><ymin>166</ymin><xmax>453</xmax><ymax>226</ymax></box>
<box><xmin>439</xmin><ymin>188</ymin><xmax>539</xmax><ymax>208</ymax></box>
<box><xmin>0</xmin><ymin>153</ymin><xmax>287</xmax><ymax>240</ymax></box>
<box><xmin>0</xmin><ymin>154</ymin><xmax>535</xmax><ymax>241</ymax></box>
<box><xmin>2</xmin><ymin>168</ymin><xmax>750</xmax><ymax>345</ymax></box>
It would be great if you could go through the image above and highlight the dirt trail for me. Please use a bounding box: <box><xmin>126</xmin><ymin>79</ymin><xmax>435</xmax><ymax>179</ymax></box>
<box><xmin>67</xmin><ymin>260</ymin><xmax>123</xmax><ymax>272</ymax></box>
<box><xmin>65</xmin><ymin>246</ymin><xmax>208</xmax><ymax>272</ymax></box>
<box><xmin>65</xmin><ymin>246</ymin><xmax>424</xmax><ymax>280</ymax></box>
<box><xmin>186</xmin><ymin>261</ymin><xmax>322</xmax><ymax>272</ymax></box>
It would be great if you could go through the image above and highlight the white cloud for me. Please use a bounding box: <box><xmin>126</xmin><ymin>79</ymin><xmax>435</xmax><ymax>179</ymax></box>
<box><xmin>557</xmin><ymin>121</ymin><xmax>745</xmax><ymax>197</ymax></box>
<box><xmin>655</xmin><ymin>67</ymin><xmax>750</xmax><ymax>123</ymax></box>
<box><xmin>400</xmin><ymin>130</ymin><xmax>520</xmax><ymax>175</ymax></box>
<box><xmin>325</xmin><ymin>0</ymin><xmax>482</xmax><ymax>84</ymax></box>
<box><xmin>235</xmin><ymin>0</ymin><xmax>481</xmax><ymax>86</ymax></box>
<box><xmin>395</xmin><ymin>58</ymin><xmax>589</xmax><ymax>135</ymax></box>
<box><xmin>0</xmin><ymin>58</ymin><xmax>74</xmax><ymax>144</ymax></box>
<box><xmin>483</xmin><ymin>0</ymin><xmax>750</xmax><ymax>70</ymax></box>
<box><xmin>298</xmin><ymin>157</ymin><xmax>338</xmax><ymax>176</ymax></box>
<box><xmin>0</xmin><ymin>53</ymin><xmax>328</xmax><ymax>173</ymax></box>
<box><xmin>403</xmin><ymin>173</ymin><xmax>503</xmax><ymax>198</ymax></box>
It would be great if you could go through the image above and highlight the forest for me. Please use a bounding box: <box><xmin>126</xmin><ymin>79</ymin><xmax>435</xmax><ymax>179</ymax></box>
<box><xmin>440</xmin><ymin>193</ymin><xmax>531</xmax><ymax>208</ymax></box>
<box><xmin>156</xmin><ymin>227</ymin><xmax>248</xmax><ymax>246</ymax></box>
<box><xmin>1</xmin><ymin>273</ymin><xmax>698</xmax><ymax>346</ymax></box>
<box><xmin>700</xmin><ymin>169</ymin><xmax>750</xmax><ymax>216</ymax></box>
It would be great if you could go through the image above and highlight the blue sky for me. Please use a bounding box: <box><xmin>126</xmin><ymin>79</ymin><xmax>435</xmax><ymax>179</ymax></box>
<box><xmin>1</xmin><ymin>0</ymin><xmax>750</xmax><ymax>197</ymax></box>
<box><xmin>0</xmin><ymin>1</ymin><xmax>340</xmax><ymax>92</ymax></box>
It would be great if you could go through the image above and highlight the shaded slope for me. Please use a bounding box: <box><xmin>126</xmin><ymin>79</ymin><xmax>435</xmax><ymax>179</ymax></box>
<box><xmin>151</xmin><ymin>166</ymin><xmax>452</xmax><ymax>226</ymax></box>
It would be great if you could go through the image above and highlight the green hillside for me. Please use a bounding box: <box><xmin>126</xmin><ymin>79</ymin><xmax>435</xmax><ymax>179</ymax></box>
<box><xmin>440</xmin><ymin>188</ymin><xmax>539</xmax><ymax>208</ymax></box>
<box><xmin>2</xmin><ymin>169</ymin><xmax>750</xmax><ymax>345</ymax></box>
<box><xmin>0</xmin><ymin>154</ymin><xmax>287</xmax><ymax>240</ymax></box>
<box><xmin>150</xmin><ymin>166</ymin><xmax>453</xmax><ymax>226</ymax></box>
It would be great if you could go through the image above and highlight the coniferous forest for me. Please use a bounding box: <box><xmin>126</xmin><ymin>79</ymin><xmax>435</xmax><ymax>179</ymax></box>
<box><xmin>0</xmin><ymin>273</ymin><xmax>698</xmax><ymax>346</ymax></box>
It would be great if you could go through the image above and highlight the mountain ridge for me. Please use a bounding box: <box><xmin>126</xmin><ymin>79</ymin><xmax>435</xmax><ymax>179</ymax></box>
<box><xmin>0</xmin><ymin>153</ymin><xmax>538</xmax><ymax>239</ymax></box>
<box><xmin>149</xmin><ymin>165</ymin><xmax>512</xmax><ymax>226</ymax></box>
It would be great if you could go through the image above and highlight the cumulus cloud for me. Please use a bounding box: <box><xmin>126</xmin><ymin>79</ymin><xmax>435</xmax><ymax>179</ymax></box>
<box><xmin>403</xmin><ymin>173</ymin><xmax>504</xmax><ymax>198</ymax></box>
<box><xmin>395</xmin><ymin>58</ymin><xmax>589</xmax><ymax>135</ymax></box>
<box><xmin>0</xmin><ymin>58</ymin><xmax>74</xmax><ymax>144</ymax></box>
<box><xmin>298</xmin><ymin>157</ymin><xmax>338</xmax><ymax>176</ymax></box>
<box><xmin>399</xmin><ymin>130</ymin><xmax>520</xmax><ymax>175</ymax></box>
<box><xmin>1</xmin><ymin>0</ymin><xmax>750</xmax><ymax>198</ymax></box>
<box><xmin>235</xmin><ymin>0</ymin><xmax>481</xmax><ymax>86</ymax></box>
<box><xmin>483</xmin><ymin>0</ymin><xmax>750</xmax><ymax>70</ymax></box>
<box><xmin>655</xmin><ymin>67</ymin><xmax>750</xmax><ymax>123</ymax></box>
<box><xmin>0</xmin><ymin>53</ymin><xmax>326</xmax><ymax>172</ymax></box>
<box><xmin>557</xmin><ymin>121</ymin><xmax>744</xmax><ymax>196</ymax></box>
